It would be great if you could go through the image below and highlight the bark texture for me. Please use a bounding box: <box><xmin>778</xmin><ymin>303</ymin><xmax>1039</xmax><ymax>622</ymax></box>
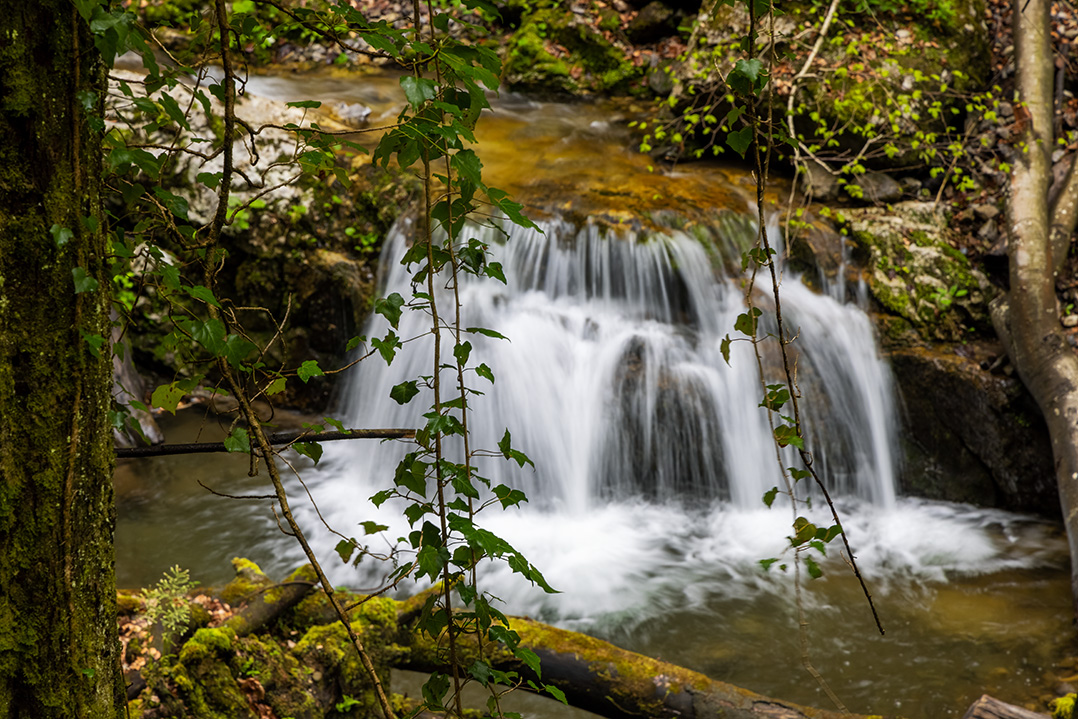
<box><xmin>994</xmin><ymin>0</ymin><xmax>1078</xmax><ymax>609</ymax></box>
<box><xmin>0</xmin><ymin>3</ymin><xmax>124</xmax><ymax>717</ymax></box>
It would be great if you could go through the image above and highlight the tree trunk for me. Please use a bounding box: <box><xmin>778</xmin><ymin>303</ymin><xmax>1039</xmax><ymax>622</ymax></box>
<box><xmin>995</xmin><ymin>0</ymin><xmax>1078</xmax><ymax>610</ymax></box>
<box><xmin>0</xmin><ymin>3</ymin><xmax>124</xmax><ymax>717</ymax></box>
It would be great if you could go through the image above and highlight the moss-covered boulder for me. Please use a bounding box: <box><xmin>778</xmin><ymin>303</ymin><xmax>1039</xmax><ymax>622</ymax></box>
<box><xmin>127</xmin><ymin>562</ymin><xmax>401</xmax><ymax>719</ymax></box>
<box><xmin>843</xmin><ymin>201</ymin><xmax>992</xmax><ymax>342</ymax></box>
<box><xmin>502</xmin><ymin>7</ymin><xmax>643</xmax><ymax>95</ymax></box>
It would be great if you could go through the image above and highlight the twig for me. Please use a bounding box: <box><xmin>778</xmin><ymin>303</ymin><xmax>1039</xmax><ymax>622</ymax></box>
<box><xmin>115</xmin><ymin>428</ymin><xmax>417</xmax><ymax>458</ymax></box>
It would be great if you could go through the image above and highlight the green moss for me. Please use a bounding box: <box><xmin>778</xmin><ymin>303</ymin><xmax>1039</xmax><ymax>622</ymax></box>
<box><xmin>844</xmin><ymin>203</ymin><xmax>992</xmax><ymax>342</ymax></box>
<box><xmin>1053</xmin><ymin>694</ymin><xmax>1077</xmax><ymax>719</ymax></box>
<box><xmin>220</xmin><ymin>557</ymin><xmax>273</xmax><ymax>607</ymax></box>
<box><xmin>510</xmin><ymin>617</ymin><xmax>711</xmax><ymax>712</ymax></box>
<box><xmin>232</xmin><ymin>634</ymin><xmax>321</xmax><ymax>719</ymax></box>
<box><xmin>294</xmin><ymin>621</ymin><xmax>390</xmax><ymax>715</ymax></box>
<box><xmin>180</xmin><ymin>627</ymin><xmax>236</xmax><ymax>663</ymax></box>
<box><xmin>503</xmin><ymin>7</ymin><xmax>641</xmax><ymax>95</ymax></box>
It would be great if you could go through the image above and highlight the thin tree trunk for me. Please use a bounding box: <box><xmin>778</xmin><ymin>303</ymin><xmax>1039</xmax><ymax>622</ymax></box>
<box><xmin>0</xmin><ymin>3</ymin><xmax>124</xmax><ymax>716</ymax></box>
<box><xmin>998</xmin><ymin>0</ymin><xmax>1078</xmax><ymax>610</ymax></box>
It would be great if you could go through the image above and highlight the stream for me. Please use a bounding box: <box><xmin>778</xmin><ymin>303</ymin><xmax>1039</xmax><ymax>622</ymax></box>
<box><xmin>115</xmin><ymin>70</ymin><xmax>1076</xmax><ymax>719</ymax></box>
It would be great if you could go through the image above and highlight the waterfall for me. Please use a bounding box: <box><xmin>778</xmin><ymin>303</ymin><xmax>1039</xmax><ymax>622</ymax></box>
<box><xmin>283</xmin><ymin>210</ymin><xmax>935</xmax><ymax>623</ymax></box>
<box><xmin>327</xmin><ymin>212</ymin><xmax>898</xmax><ymax>511</ymax></box>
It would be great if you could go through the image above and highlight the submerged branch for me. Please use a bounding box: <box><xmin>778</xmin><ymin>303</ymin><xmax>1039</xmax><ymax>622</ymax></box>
<box><xmin>115</xmin><ymin>428</ymin><xmax>416</xmax><ymax>458</ymax></box>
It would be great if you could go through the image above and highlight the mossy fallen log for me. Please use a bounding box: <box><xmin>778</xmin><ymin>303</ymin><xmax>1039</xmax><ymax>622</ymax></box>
<box><xmin>121</xmin><ymin>560</ymin><xmax>898</xmax><ymax>719</ymax></box>
<box><xmin>400</xmin><ymin>615</ymin><xmax>884</xmax><ymax>719</ymax></box>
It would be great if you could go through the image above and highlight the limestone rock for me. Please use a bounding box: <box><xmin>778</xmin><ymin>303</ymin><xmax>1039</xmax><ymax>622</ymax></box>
<box><xmin>844</xmin><ymin>201</ymin><xmax>994</xmax><ymax>342</ymax></box>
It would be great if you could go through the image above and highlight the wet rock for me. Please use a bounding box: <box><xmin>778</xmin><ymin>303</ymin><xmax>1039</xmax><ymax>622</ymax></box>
<box><xmin>900</xmin><ymin>176</ymin><xmax>923</xmax><ymax>196</ymax></box>
<box><xmin>978</xmin><ymin>218</ymin><xmax>1000</xmax><ymax>243</ymax></box>
<box><xmin>626</xmin><ymin>1</ymin><xmax>679</xmax><ymax>44</ymax></box>
<box><xmin>973</xmin><ymin>203</ymin><xmax>1001</xmax><ymax>221</ymax></box>
<box><xmin>857</xmin><ymin>172</ymin><xmax>903</xmax><ymax>203</ymax></box>
<box><xmin>1064</xmin><ymin>314</ymin><xmax>1078</xmax><ymax>328</ymax></box>
<box><xmin>332</xmin><ymin>101</ymin><xmax>371</xmax><ymax>125</ymax></box>
<box><xmin>889</xmin><ymin>345</ymin><xmax>1057</xmax><ymax>515</ymax></box>
<box><xmin>799</xmin><ymin>163</ymin><xmax>839</xmax><ymax>201</ymax></box>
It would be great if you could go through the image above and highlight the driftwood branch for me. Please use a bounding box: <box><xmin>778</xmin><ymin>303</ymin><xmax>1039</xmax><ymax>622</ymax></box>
<box><xmin>115</xmin><ymin>428</ymin><xmax>416</xmax><ymax>458</ymax></box>
<box><xmin>963</xmin><ymin>694</ymin><xmax>1049</xmax><ymax>719</ymax></box>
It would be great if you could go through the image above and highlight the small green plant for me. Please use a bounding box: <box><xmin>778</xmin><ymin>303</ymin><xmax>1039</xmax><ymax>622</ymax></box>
<box><xmin>929</xmin><ymin>284</ymin><xmax>967</xmax><ymax>310</ymax></box>
<box><xmin>335</xmin><ymin>695</ymin><xmax>363</xmax><ymax>712</ymax></box>
<box><xmin>142</xmin><ymin>565</ymin><xmax>198</xmax><ymax>652</ymax></box>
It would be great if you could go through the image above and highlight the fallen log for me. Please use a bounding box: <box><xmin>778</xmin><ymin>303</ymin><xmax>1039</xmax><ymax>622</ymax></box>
<box><xmin>401</xmin><ymin>615</ymin><xmax>895</xmax><ymax>719</ymax></box>
<box><xmin>123</xmin><ymin>560</ymin><xmax>905</xmax><ymax>719</ymax></box>
<box><xmin>963</xmin><ymin>695</ymin><xmax>1050</xmax><ymax>719</ymax></box>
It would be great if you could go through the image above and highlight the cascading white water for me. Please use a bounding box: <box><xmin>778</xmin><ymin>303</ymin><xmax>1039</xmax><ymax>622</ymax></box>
<box><xmin>328</xmin><ymin>213</ymin><xmax>896</xmax><ymax>507</ymax></box>
<box><xmin>292</xmin><ymin>208</ymin><xmax>1060</xmax><ymax>628</ymax></box>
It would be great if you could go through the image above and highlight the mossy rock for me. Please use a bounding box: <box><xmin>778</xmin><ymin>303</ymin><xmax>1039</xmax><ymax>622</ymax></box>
<box><xmin>671</xmin><ymin>0</ymin><xmax>990</xmax><ymax>171</ymax></box>
<box><xmin>502</xmin><ymin>7</ymin><xmax>643</xmax><ymax>95</ymax></box>
<box><xmin>220</xmin><ymin>558</ymin><xmax>274</xmax><ymax>608</ymax></box>
<box><xmin>842</xmin><ymin>201</ymin><xmax>992</xmax><ymax>342</ymax></box>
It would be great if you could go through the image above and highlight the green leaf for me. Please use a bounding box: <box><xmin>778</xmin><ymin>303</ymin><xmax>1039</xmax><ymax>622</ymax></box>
<box><xmin>184</xmin><ymin>284</ymin><xmax>220</xmax><ymax>307</ymax></box>
<box><xmin>294</xmin><ymin>441</ymin><xmax>323</xmax><ymax>464</ymax></box>
<box><xmin>498</xmin><ymin>429</ymin><xmax>533</xmax><ymax>468</ymax></box>
<box><xmin>265</xmin><ymin>377</ymin><xmax>287</xmax><ymax>396</ymax></box>
<box><xmin>762</xmin><ymin>486</ymin><xmax>778</xmax><ymax>508</ymax></box>
<box><xmin>400</xmin><ymin>76</ymin><xmax>437</xmax><ymax>109</ymax></box>
<box><xmin>720</xmin><ymin>334</ymin><xmax>732</xmax><ymax>365</ymax></box>
<box><xmin>389</xmin><ymin>380</ymin><xmax>420</xmax><ymax>405</ymax></box>
<box><xmin>374</xmin><ymin>292</ymin><xmax>405</xmax><ymax>329</ymax></box>
<box><xmin>805</xmin><ymin>555</ymin><xmax>823</xmax><ymax>579</ymax></box>
<box><xmin>371</xmin><ymin>331</ymin><xmax>401</xmax><ymax>364</ymax></box>
<box><xmin>286</xmin><ymin>100</ymin><xmax>322</xmax><ymax>109</ymax></box>
<box><xmin>773</xmin><ymin>424</ymin><xmax>804</xmax><ymax>449</ymax></box>
<box><xmin>467</xmin><ymin>326</ymin><xmax>508</xmax><ymax>340</ymax></box>
<box><xmin>50</xmin><ymin>224</ymin><xmax>73</xmax><ymax>247</ymax></box>
<box><xmin>335</xmin><ymin>539</ymin><xmax>356</xmax><ymax>564</ymax></box>
<box><xmin>196</xmin><ymin>172</ymin><xmax>223</xmax><ymax>188</ymax></box>
<box><xmin>468</xmin><ymin>659</ymin><xmax>492</xmax><ymax>685</ymax></box>
<box><xmin>476</xmin><ymin>363</ymin><xmax>494</xmax><ymax>383</ymax></box>
<box><xmin>759</xmin><ymin>557</ymin><xmax>779</xmax><ymax>571</ymax></box>
<box><xmin>727</xmin><ymin>126</ymin><xmax>754</xmax><ymax>157</ymax></box>
<box><xmin>360</xmin><ymin>520</ymin><xmax>388</xmax><ymax>535</ymax></box>
<box><xmin>451</xmin><ymin>149</ymin><xmax>484</xmax><ymax>187</ymax></box>
<box><xmin>729</xmin><ymin>58</ymin><xmax>767</xmax><ymax>96</ymax></box>
<box><xmin>297</xmin><ymin>360</ymin><xmax>324</xmax><ymax>383</ymax></box>
<box><xmin>453</xmin><ymin>341</ymin><xmax>472</xmax><ymax>366</ymax></box>
<box><xmin>484</xmin><ymin>261</ymin><xmax>506</xmax><ymax>284</ymax></box>
<box><xmin>72</xmin><ymin>267</ymin><xmax>99</xmax><ymax>294</ymax></box>
<box><xmin>158</xmin><ymin>92</ymin><xmax>191</xmax><ymax>130</ymax></box>
<box><xmin>152</xmin><ymin>383</ymin><xmax>186</xmax><ymax>415</ymax></box>
<box><xmin>515</xmin><ymin>646</ymin><xmax>542</xmax><ymax>677</ymax></box>
<box><xmin>544</xmin><ymin>684</ymin><xmax>568</xmax><ymax>704</ymax></box>
<box><xmin>224</xmin><ymin>427</ymin><xmax>250</xmax><ymax>453</ymax></box>
<box><xmin>183</xmin><ymin>318</ymin><xmax>228</xmax><ymax>356</ymax></box>
<box><xmin>79</xmin><ymin>331</ymin><xmax>105</xmax><ymax>358</ymax></box>
<box><xmin>733</xmin><ymin>307</ymin><xmax>761</xmax><ymax>336</ymax></box>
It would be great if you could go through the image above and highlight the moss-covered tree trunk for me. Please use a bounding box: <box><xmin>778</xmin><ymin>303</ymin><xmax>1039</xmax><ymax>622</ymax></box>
<box><xmin>0</xmin><ymin>3</ymin><xmax>124</xmax><ymax>716</ymax></box>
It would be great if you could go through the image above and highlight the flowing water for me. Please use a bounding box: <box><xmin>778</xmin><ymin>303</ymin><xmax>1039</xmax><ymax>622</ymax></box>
<box><xmin>115</xmin><ymin>72</ymin><xmax>1075</xmax><ymax>719</ymax></box>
